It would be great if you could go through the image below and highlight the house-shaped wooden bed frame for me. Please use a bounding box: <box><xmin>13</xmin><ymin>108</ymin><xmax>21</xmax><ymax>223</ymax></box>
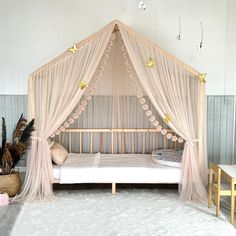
<box><xmin>16</xmin><ymin>20</ymin><xmax>208</xmax><ymax>202</ymax></box>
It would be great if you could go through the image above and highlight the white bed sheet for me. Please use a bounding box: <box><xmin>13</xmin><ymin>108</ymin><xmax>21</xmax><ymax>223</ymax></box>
<box><xmin>54</xmin><ymin>153</ymin><xmax>181</xmax><ymax>184</ymax></box>
<box><xmin>53</xmin><ymin>165</ymin><xmax>61</xmax><ymax>180</ymax></box>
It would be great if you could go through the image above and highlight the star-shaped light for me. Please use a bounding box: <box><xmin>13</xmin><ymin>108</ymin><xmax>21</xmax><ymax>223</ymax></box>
<box><xmin>164</xmin><ymin>114</ymin><xmax>171</xmax><ymax>124</ymax></box>
<box><xmin>68</xmin><ymin>44</ymin><xmax>78</xmax><ymax>54</ymax></box>
<box><xmin>79</xmin><ymin>80</ymin><xmax>88</xmax><ymax>90</ymax></box>
<box><xmin>198</xmin><ymin>73</ymin><xmax>206</xmax><ymax>83</ymax></box>
<box><xmin>145</xmin><ymin>58</ymin><xmax>156</xmax><ymax>68</ymax></box>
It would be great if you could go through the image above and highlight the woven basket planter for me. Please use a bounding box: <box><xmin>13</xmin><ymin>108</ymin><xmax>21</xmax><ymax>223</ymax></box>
<box><xmin>0</xmin><ymin>171</ymin><xmax>21</xmax><ymax>197</ymax></box>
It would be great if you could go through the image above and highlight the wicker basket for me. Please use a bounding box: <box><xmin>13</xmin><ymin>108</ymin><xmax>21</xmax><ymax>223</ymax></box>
<box><xmin>0</xmin><ymin>171</ymin><xmax>21</xmax><ymax>197</ymax></box>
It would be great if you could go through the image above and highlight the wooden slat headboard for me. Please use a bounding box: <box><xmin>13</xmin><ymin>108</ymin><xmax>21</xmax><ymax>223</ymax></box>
<box><xmin>57</xmin><ymin>128</ymin><xmax>183</xmax><ymax>154</ymax></box>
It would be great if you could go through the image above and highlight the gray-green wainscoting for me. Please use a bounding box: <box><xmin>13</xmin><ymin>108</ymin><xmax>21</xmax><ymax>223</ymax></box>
<box><xmin>0</xmin><ymin>95</ymin><xmax>235</xmax><ymax>165</ymax></box>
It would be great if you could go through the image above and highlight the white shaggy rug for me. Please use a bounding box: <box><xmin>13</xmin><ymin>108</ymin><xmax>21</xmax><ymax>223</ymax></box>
<box><xmin>11</xmin><ymin>189</ymin><xmax>236</xmax><ymax>236</ymax></box>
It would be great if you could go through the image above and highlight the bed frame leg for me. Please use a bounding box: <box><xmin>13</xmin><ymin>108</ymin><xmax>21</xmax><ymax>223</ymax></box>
<box><xmin>112</xmin><ymin>183</ymin><xmax>116</xmax><ymax>195</ymax></box>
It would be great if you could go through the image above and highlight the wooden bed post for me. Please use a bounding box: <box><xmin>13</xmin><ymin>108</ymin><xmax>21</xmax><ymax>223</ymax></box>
<box><xmin>79</xmin><ymin>132</ymin><xmax>82</xmax><ymax>153</ymax></box>
<box><xmin>112</xmin><ymin>182</ymin><xmax>116</xmax><ymax>195</ymax></box>
<box><xmin>132</xmin><ymin>132</ymin><xmax>135</xmax><ymax>154</ymax></box>
<box><xmin>69</xmin><ymin>133</ymin><xmax>72</xmax><ymax>152</ymax></box>
<box><xmin>111</xmin><ymin>131</ymin><xmax>114</xmax><ymax>154</ymax></box>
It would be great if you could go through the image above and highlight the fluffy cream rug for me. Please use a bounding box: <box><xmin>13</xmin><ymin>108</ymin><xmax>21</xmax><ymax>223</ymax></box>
<box><xmin>11</xmin><ymin>189</ymin><xmax>236</xmax><ymax>236</ymax></box>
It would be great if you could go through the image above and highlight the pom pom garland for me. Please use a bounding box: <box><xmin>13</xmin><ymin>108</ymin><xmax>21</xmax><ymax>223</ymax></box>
<box><xmin>99</xmin><ymin>65</ymin><xmax>105</xmax><ymax>72</ymax></box>
<box><xmin>64</xmin><ymin>122</ymin><xmax>69</xmax><ymax>128</ymax></box>
<box><xmin>149</xmin><ymin>116</ymin><xmax>155</xmax><ymax>122</ymax></box>
<box><xmin>161</xmin><ymin>129</ymin><xmax>167</xmax><ymax>135</ymax></box>
<box><xmin>88</xmin><ymin>89</ymin><xmax>94</xmax><ymax>96</ymax></box>
<box><xmin>125</xmin><ymin>60</ymin><xmax>130</xmax><ymax>66</ymax></box>
<box><xmin>108</xmin><ymin>40</ymin><xmax>113</xmax><ymax>47</ymax></box>
<box><xmin>140</xmin><ymin>98</ymin><xmax>146</xmax><ymax>105</ymax></box>
<box><xmin>59</xmin><ymin>126</ymin><xmax>66</xmax><ymax>132</ymax></box>
<box><xmin>142</xmin><ymin>104</ymin><xmax>149</xmax><ymax>110</ymax></box>
<box><xmin>123</xmin><ymin>52</ymin><xmax>128</xmax><ymax>57</ymax></box>
<box><xmin>101</xmin><ymin>60</ymin><xmax>107</xmax><ymax>66</ymax></box>
<box><xmin>75</xmin><ymin>110</ymin><xmax>81</xmax><ymax>116</ymax></box>
<box><xmin>130</xmin><ymin>74</ymin><xmax>135</xmax><ymax>80</ymax></box>
<box><xmin>72</xmin><ymin>113</ymin><xmax>79</xmax><ymax>119</ymax></box>
<box><xmin>127</xmin><ymin>67</ymin><xmax>131</xmax><ymax>74</ymax></box>
<box><xmin>103</xmin><ymin>53</ymin><xmax>109</xmax><ymax>60</ymax></box>
<box><xmin>171</xmin><ymin>136</ymin><xmax>178</xmax><ymax>142</ymax></box>
<box><xmin>81</xmin><ymin>100</ymin><xmax>87</xmax><ymax>106</ymax></box>
<box><xmin>156</xmin><ymin>125</ymin><xmax>162</xmax><ymax>131</ymax></box>
<box><xmin>91</xmin><ymin>83</ymin><xmax>97</xmax><ymax>89</ymax></box>
<box><xmin>146</xmin><ymin>110</ymin><xmax>152</xmax><ymax>117</ymax></box>
<box><xmin>68</xmin><ymin>118</ymin><xmax>75</xmax><ymax>124</ymax></box>
<box><xmin>85</xmin><ymin>95</ymin><xmax>92</xmax><ymax>101</ymax></box>
<box><xmin>96</xmin><ymin>72</ymin><xmax>103</xmax><ymax>78</ymax></box>
<box><xmin>110</xmin><ymin>33</ymin><xmax>116</xmax><ymax>40</ymax></box>
<box><xmin>137</xmin><ymin>93</ymin><xmax>143</xmax><ymax>99</ymax></box>
<box><xmin>153</xmin><ymin>120</ymin><xmax>159</xmax><ymax>127</ymax></box>
<box><xmin>55</xmin><ymin>129</ymin><xmax>60</xmax><ymax>135</ymax></box>
<box><xmin>105</xmin><ymin>47</ymin><xmax>111</xmax><ymax>53</ymax></box>
<box><xmin>79</xmin><ymin>105</ymin><xmax>85</xmax><ymax>111</ymax></box>
<box><xmin>121</xmin><ymin>45</ymin><xmax>126</xmax><ymax>51</ymax></box>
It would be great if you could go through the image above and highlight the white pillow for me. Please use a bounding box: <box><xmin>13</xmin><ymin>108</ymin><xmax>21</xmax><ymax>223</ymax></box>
<box><xmin>51</xmin><ymin>143</ymin><xmax>68</xmax><ymax>165</ymax></box>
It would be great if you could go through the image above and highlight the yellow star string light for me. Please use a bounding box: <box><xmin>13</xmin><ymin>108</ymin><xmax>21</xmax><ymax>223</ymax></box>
<box><xmin>198</xmin><ymin>73</ymin><xmax>206</xmax><ymax>83</ymax></box>
<box><xmin>79</xmin><ymin>80</ymin><xmax>88</xmax><ymax>90</ymax></box>
<box><xmin>145</xmin><ymin>58</ymin><xmax>156</xmax><ymax>68</ymax></box>
<box><xmin>164</xmin><ymin>113</ymin><xmax>171</xmax><ymax>124</ymax></box>
<box><xmin>68</xmin><ymin>44</ymin><xmax>78</xmax><ymax>54</ymax></box>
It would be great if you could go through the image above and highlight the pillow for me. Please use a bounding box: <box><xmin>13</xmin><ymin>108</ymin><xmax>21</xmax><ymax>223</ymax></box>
<box><xmin>50</xmin><ymin>143</ymin><xmax>68</xmax><ymax>165</ymax></box>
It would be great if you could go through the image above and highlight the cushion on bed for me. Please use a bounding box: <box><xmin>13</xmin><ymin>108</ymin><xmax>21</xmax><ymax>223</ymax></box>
<box><xmin>152</xmin><ymin>149</ymin><xmax>182</xmax><ymax>168</ymax></box>
<box><xmin>51</xmin><ymin>143</ymin><xmax>68</xmax><ymax>165</ymax></box>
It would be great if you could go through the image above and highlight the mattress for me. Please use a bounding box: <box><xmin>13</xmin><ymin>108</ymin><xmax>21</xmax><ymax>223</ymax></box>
<box><xmin>53</xmin><ymin>153</ymin><xmax>181</xmax><ymax>184</ymax></box>
<box><xmin>53</xmin><ymin>164</ymin><xmax>61</xmax><ymax>180</ymax></box>
<box><xmin>152</xmin><ymin>149</ymin><xmax>182</xmax><ymax>168</ymax></box>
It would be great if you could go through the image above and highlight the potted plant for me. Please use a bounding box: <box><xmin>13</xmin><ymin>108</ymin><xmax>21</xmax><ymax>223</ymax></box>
<box><xmin>0</xmin><ymin>114</ymin><xmax>35</xmax><ymax>197</ymax></box>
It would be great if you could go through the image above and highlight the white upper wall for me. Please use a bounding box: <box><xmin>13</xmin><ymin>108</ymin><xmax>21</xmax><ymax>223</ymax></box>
<box><xmin>0</xmin><ymin>0</ymin><xmax>235</xmax><ymax>95</ymax></box>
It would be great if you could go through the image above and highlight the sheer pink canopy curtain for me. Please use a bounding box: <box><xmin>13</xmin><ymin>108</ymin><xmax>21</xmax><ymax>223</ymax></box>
<box><xmin>15</xmin><ymin>24</ymin><xmax>114</xmax><ymax>201</ymax></box>
<box><xmin>119</xmin><ymin>22</ymin><xmax>208</xmax><ymax>201</ymax></box>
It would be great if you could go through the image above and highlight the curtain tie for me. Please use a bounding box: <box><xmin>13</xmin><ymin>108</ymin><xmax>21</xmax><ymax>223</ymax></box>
<box><xmin>31</xmin><ymin>136</ymin><xmax>46</xmax><ymax>142</ymax></box>
<box><xmin>186</xmin><ymin>139</ymin><xmax>199</xmax><ymax>146</ymax></box>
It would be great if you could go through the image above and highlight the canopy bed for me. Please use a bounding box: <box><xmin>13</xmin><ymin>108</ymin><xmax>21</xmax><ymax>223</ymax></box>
<box><xmin>17</xmin><ymin>20</ymin><xmax>208</xmax><ymax>202</ymax></box>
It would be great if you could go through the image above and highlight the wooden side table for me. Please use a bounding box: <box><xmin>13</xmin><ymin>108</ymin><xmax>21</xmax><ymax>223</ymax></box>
<box><xmin>218</xmin><ymin>165</ymin><xmax>236</xmax><ymax>224</ymax></box>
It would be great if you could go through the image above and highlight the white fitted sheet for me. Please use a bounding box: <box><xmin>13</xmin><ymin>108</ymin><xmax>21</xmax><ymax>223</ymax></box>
<box><xmin>53</xmin><ymin>165</ymin><xmax>61</xmax><ymax>180</ymax></box>
<box><xmin>53</xmin><ymin>153</ymin><xmax>181</xmax><ymax>184</ymax></box>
